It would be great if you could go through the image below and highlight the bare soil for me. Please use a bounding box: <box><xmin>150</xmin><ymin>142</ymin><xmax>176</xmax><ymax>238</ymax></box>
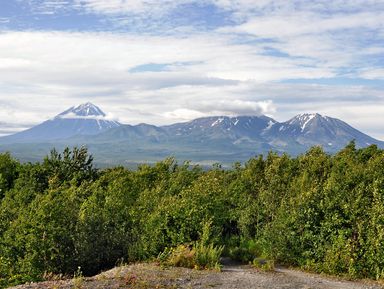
<box><xmin>9</xmin><ymin>262</ymin><xmax>384</xmax><ymax>289</ymax></box>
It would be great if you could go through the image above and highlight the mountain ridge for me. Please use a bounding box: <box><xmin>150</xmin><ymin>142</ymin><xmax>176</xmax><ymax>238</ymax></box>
<box><xmin>0</xmin><ymin>103</ymin><xmax>382</xmax><ymax>165</ymax></box>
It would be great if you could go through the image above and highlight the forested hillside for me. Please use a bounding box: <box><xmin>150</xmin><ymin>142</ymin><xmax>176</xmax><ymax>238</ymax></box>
<box><xmin>1</xmin><ymin>143</ymin><xmax>384</xmax><ymax>287</ymax></box>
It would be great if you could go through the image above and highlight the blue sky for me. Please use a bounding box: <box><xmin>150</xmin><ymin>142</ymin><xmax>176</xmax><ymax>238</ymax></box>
<box><xmin>0</xmin><ymin>0</ymin><xmax>384</xmax><ymax>139</ymax></box>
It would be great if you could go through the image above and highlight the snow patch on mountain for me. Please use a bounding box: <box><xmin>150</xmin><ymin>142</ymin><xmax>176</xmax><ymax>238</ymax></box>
<box><xmin>289</xmin><ymin>113</ymin><xmax>319</xmax><ymax>132</ymax></box>
<box><xmin>264</xmin><ymin>120</ymin><xmax>275</xmax><ymax>131</ymax></box>
<box><xmin>61</xmin><ymin>102</ymin><xmax>105</xmax><ymax>117</ymax></box>
<box><xmin>300</xmin><ymin>114</ymin><xmax>316</xmax><ymax>131</ymax></box>
<box><xmin>211</xmin><ymin>117</ymin><xmax>224</xmax><ymax>127</ymax></box>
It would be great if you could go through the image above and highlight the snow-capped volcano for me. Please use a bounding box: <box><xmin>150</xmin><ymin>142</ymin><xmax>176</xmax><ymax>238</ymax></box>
<box><xmin>57</xmin><ymin>102</ymin><xmax>107</xmax><ymax>119</ymax></box>
<box><xmin>263</xmin><ymin>113</ymin><xmax>380</xmax><ymax>150</ymax></box>
<box><xmin>1</xmin><ymin>103</ymin><xmax>121</xmax><ymax>143</ymax></box>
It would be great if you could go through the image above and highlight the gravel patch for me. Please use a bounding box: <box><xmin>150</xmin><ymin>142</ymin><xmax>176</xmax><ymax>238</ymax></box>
<box><xmin>9</xmin><ymin>262</ymin><xmax>384</xmax><ymax>289</ymax></box>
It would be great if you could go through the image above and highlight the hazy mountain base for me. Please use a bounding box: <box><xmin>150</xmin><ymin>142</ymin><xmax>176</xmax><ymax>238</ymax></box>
<box><xmin>0</xmin><ymin>139</ymin><xmax>312</xmax><ymax>167</ymax></box>
<box><xmin>0</xmin><ymin>136</ymin><xmax>379</xmax><ymax>168</ymax></box>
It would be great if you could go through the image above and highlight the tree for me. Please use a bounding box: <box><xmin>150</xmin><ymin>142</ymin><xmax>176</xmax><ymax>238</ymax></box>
<box><xmin>0</xmin><ymin>152</ymin><xmax>19</xmax><ymax>199</ymax></box>
<box><xmin>43</xmin><ymin>146</ymin><xmax>97</xmax><ymax>187</ymax></box>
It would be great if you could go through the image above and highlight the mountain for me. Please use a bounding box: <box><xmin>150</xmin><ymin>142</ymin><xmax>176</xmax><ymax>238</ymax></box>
<box><xmin>262</xmin><ymin>113</ymin><xmax>382</xmax><ymax>152</ymax></box>
<box><xmin>0</xmin><ymin>104</ymin><xmax>383</xmax><ymax>165</ymax></box>
<box><xmin>1</xmin><ymin>103</ymin><xmax>121</xmax><ymax>143</ymax></box>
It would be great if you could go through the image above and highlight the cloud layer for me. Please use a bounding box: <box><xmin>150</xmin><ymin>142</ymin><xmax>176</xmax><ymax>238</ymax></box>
<box><xmin>0</xmin><ymin>0</ymin><xmax>383</xmax><ymax>139</ymax></box>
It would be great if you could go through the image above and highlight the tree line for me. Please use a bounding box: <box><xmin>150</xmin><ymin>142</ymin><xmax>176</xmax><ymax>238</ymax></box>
<box><xmin>1</xmin><ymin>142</ymin><xmax>384</xmax><ymax>287</ymax></box>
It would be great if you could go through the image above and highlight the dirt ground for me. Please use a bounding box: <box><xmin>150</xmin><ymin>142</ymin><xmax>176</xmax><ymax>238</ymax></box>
<box><xmin>9</xmin><ymin>262</ymin><xmax>384</xmax><ymax>289</ymax></box>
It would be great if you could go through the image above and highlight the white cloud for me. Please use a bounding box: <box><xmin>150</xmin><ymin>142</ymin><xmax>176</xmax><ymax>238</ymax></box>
<box><xmin>359</xmin><ymin>68</ymin><xmax>384</xmax><ymax>79</ymax></box>
<box><xmin>22</xmin><ymin>0</ymin><xmax>73</xmax><ymax>15</ymax></box>
<box><xmin>0</xmin><ymin>30</ymin><xmax>382</xmax><ymax>135</ymax></box>
<box><xmin>56</xmin><ymin>112</ymin><xmax>118</xmax><ymax>121</ymax></box>
<box><xmin>21</xmin><ymin>1</ymin><xmax>383</xmax><ymax>76</ymax></box>
<box><xmin>1</xmin><ymin>0</ymin><xmax>384</xmax><ymax>140</ymax></box>
<box><xmin>218</xmin><ymin>9</ymin><xmax>384</xmax><ymax>73</ymax></box>
<box><xmin>222</xmin><ymin>12</ymin><xmax>384</xmax><ymax>38</ymax></box>
<box><xmin>162</xmin><ymin>99</ymin><xmax>276</xmax><ymax>121</ymax></box>
<box><xmin>192</xmin><ymin>99</ymin><xmax>276</xmax><ymax>115</ymax></box>
<box><xmin>70</xmin><ymin>0</ymin><xmax>384</xmax><ymax>19</ymax></box>
<box><xmin>73</xmin><ymin>0</ymin><xmax>192</xmax><ymax>16</ymax></box>
<box><xmin>0</xmin><ymin>31</ymin><xmax>282</xmax><ymax>126</ymax></box>
<box><xmin>0</xmin><ymin>30</ymin><xmax>335</xmax><ymax>94</ymax></box>
<box><xmin>162</xmin><ymin>109</ymin><xmax>206</xmax><ymax>121</ymax></box>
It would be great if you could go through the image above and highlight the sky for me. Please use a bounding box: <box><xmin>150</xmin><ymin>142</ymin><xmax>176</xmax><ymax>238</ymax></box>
<box><xmin>0</xmin><ymin>0</ymin><xmax>384</xmax><ymax>139</ymax></box>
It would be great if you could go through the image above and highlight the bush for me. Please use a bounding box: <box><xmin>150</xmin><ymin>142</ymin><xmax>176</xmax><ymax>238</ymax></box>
<box><xmin>159</xmin><ymin>242</ymin><xmax>223</xmax><ymax>270</ymax></box>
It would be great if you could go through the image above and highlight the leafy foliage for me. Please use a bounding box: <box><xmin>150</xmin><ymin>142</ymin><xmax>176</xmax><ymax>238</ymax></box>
<box><xmin>1</xmin><ymin>143</ymin><xmax>384</xmax><ymax>287</ymax></box>
<box><xmin>0</xmin><ymin>152</ymin><xmax>19</xmax><ymax>199</ymax></box>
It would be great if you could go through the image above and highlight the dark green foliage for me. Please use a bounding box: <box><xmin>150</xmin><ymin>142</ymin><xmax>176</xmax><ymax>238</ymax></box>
<box><xmin>0</xmin><ymin>152</ymin><xmax>19</xmax><ymax>199</ymax></box>
<box><xmin>43</xmin><ymin>146</ymin><xmax>97</xmax><ymax>187</ymax></box>
<box><xmin>2</xmin><ymin>143</ymin><xmax>384</xmax><ymax>287</ymax></box>
<box><xmin>75</xmin><ymin>167</ymin><xmax>139</xmax><ymax>274</ymax></box>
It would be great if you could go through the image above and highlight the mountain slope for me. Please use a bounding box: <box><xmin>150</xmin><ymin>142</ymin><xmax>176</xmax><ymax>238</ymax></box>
<box><xmin>1</xmin><ymin>103</ymin><xmax>121</xmax><ymax>143</ymax></box>
<box><xmin>80</xmin><ymin>123</ymin><xmax>168</xmax><ymax>143</ymax></box>
<box><xmin>162</xmin><ymin>115</ymin><xmax>275</xmax><ymax>146</ymax></box>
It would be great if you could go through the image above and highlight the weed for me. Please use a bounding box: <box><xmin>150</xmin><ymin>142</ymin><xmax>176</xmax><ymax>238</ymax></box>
<box><xmin>194</xmin><ymin>241</ymin><xmax>224</xmax><ymax>270</ymax></box>
<box><xmin>166</xmin><ymin>244</ymin><xmax>196</xmax><ymax>268</ymax></box>
<box><xmin>159</xmin><ymin>242</ymin><xmax>223</xmax><ymax>270</ymax></box>
<box><xmin>72</xmin><ymin>266</ymin><xmax>84</xmax><ymax>289</ymax></box>
<box><xmin>43</xmin><ymin>272</ymin><xmax>64</xmax><ymax>281</ymax></box>
<box><xmin>252</xmin><ymin>258</ymin><xmax>275</xmax><ymax>271</ymax></box>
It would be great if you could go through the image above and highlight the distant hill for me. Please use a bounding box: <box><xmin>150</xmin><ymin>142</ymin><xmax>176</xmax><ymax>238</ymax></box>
<box><xmin>0</xmin><ymin>103</ymin><xmax>383</xmax><ymax>165</ymax></box>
